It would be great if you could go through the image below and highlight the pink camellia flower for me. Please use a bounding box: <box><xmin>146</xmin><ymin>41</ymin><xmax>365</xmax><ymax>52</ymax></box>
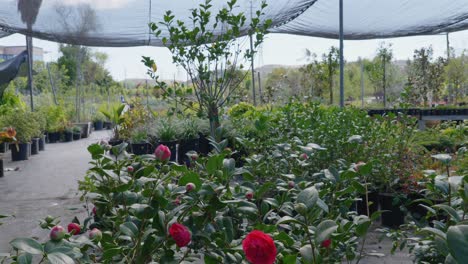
<box><xmin>50</xmin><ymin>225</ymin><xmax>66</xmax><ymax>241</ymax></box>
<box><xmin>245</xmin><ymin>192</ymin><xmax>254</xmax><ymax>200</ymax></box>
<box><xmin>169</xmin><ymin>223</ymin><xmax>191</xmax><ymax>247</ymax></box>
<box><xmin>67</xmin><ymin>223</ymin><xmax>81</xmax><ymax>235</ymax></box>
<box><xmin>242</xmin><ymin>230</ymin><xmax>277</xmax><ymax>264</ymax></box>
<box><xmin>186</xmin><ymin>183</ymin><xmax>196</xmax><ymax>192</ymax></box>
<box><xmin>89</xmin><ymin>228</ymin><xmax>103</xmax><ymax>242</ymax></box>
<box><xmin>321</xmin><ymin>239</ymin><xmax>332</xmax><ymax>248</ymax></box>
<box><xmin>154</xmin><ymin>144</ymin><xmax>171</xmax><ymax>161</ymax></box>
<box><xmin>127</xmin><ymin>166</ymin><xmax>134</xmax><ymax>173</ymax></box>
<box><xmin>300</xmin><ymin>153</ymin><xmax>308</xmax><ymax>160</ymax></box>
<box><xmin>92</xmin><ymin>207</ymin><xmax>97</xmax><ymax>215</ymax></box>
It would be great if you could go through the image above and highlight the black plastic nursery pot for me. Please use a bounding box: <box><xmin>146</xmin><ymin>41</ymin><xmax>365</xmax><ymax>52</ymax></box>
<box><xmin>0</xmin><ymin>142</ymin><xmax>8</xmax><ymax>153</ymax></box>
<box><xmin>31</xmin><ymin>138</ymin><xmax>40</xmax><ymax>155</ymax></box>
<box><xmin>178</xmin><ymin>138</ymin><xmax>200</xmax><ymax>164</ymax></box>
<box><xmin>356</xmin><ymin>191</ymin><xmax>379</xmax><ymax>216</ymax></box>
<box><xmin>159</xmin><ymin>140</ymin><xmax>177</xmax><ymax>162</ymax></box>
<box><xmin>63</xmin><ymin>131</ymin><xmax>73</xmax><ymax>142</ymax></box>
<box><xmin>131</xmin><ymin>142</ymin><xmax>151</xmax><ymax>155</ymax></box>
<box><xmin>198</xmin><ymin>133</ymin><xmax>212</xmax><ymax>155</ymax></box>
<box><xmin>94</xmin><ymin>121</ymin><xmax>104</xmax><ymax>131</ymax></box>
<box><xmin>73</xmin><ymin>133</ymin><xmax>82</xmax><ymax>141</ymax></box>
<box><xmin>47</xmin><ymin>132</ymin><xmax>60</xmax><ymax>143</ymax></box>
<box><xmin>109</xmin><ymin>139</ymin><xmax>124</xmax><ymax>146</ymax></box>
<box><xmin>379</xmin><ymin>193</ymin><xmax>405</xmax><ymax>228</ymax></box>
<box><xmin>11</xmin><ymin>143</ymin><xmax>30</xmax><ymax>161</ymax></box>
<box><xmin>0</xmin><ymin>159</ymin><xmax>3</xmax><ymax>177</ymax></box>
<box><xmin>104</xmin><ymin>121</ymin><xmax>112</xmax><ymax>130</ymax></box>
<box><xmin>39</xmin><ymin>135</ymin><xmax>46</xmax><ymax>151</ymax></box>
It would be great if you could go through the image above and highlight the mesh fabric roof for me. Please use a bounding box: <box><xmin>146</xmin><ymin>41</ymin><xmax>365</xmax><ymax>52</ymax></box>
<box><xmin>1</xmin><ymin>0</ymin><xmax>468</xmax><ymax>47</ymax></box>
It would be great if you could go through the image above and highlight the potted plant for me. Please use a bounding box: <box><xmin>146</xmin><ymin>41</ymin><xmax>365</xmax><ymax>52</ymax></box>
<box><xmin>33</xmin><ymin>111</ymin><xmax>47</xmax><ymax>151</ymax></box>
<box><xmin>0</xmin><ymin>127</ymin><xmax>17</xmax><ymax>177</ymax></box>
<box><xmin>130</xmin><ymin>129</ymin><xmax>150</xmax><ymax>155</ymax></box>
<box><xmin>100</xmin><ymin>104</ymin><xmax>126</xmax><ymax>146</ymax></box>
<box><xmin>72</xmin><ymin>126</ymin><xmax>82</xmax><ymax>140</ymax></box>
<box><xmin>2</xmin><ymin>110</ymin><xmax>39</xmax><ymax>161</ymax></box>
<box><xmin>44</xmin><ymin>105</ymin><xmax>67</xmax><ymax>143</ymax></box>
<box><xmin>93</xmin><ymin>112</ymin><xmax>105</xmax><ymax>131</ymax></box>
<box><xmin>178</xmin><ymin>118</ymin><xmax>200</xmax><ymax>164</ymax></box>
<box><xmin>155</xmin><ymin>118</ymin><xmax>178</xmax><ymax>161</ymax></box>
<box><xmin>63</xmin><ymin>126</ymin><xmax>74</xmax><ymax>142</ymax></box>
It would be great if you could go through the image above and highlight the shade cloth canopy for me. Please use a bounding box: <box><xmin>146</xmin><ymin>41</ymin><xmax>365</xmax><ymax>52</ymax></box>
<box><xmin>0</xmin><ymin>0</ymin><xmax>467</xmax><ymax>47</ymax></box>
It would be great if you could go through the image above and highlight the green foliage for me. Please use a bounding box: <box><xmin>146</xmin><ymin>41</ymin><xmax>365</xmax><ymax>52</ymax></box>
<box><xmin>40</xmin><ymin>105</ymin><xmax>68</xmax><ymax>132</ymax></box>
<box><xmin>227</xmin><ymin>102</ymin><xmax>255</xmax><ymax>119</ymax></box>
<box><xmin>0</xmin><ymin>110</ymin><xmax>40</xmax><ymax>142</ymax></box>
<box><xmin>144</xmin><ymin>0</ymin><xmax>271</xmax><ymax>136</ymax></box>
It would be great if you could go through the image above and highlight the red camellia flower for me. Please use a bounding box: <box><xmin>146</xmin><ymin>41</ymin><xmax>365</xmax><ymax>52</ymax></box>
<box><xmin>321</xmin><ymin>239</ymin><xmax>332</xmax><ymax>248</ymax></box>
<box><xmin>154</xmin><ymin>144</ymin><xmax>171</xmax><ymax>161</ymax></box>
<box><xmin>242</xmin><ymin>230</ymin><xmax>277</xmax><ymax>264</ymax></box>
<box><xmin>67</xmin><ymin>223</ymin><xmax>81</xmax><ymax>235</ymax></box>
<box><xmin>169</xmin><ymin>223</ymin><xmax>191</xmax><ymax>247</ymax></box>
<box><xmin>50</xmin><ymin>225</ymin><xmax>66</xmax><ymax>241</ymax></box>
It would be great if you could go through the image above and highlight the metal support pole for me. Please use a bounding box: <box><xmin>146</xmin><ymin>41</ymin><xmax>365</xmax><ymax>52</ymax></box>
<box><xmin>446</xmin><ymin>32</ymin><xmax>452</xmax><ymax>103</ymax></box>
<box><xmin>250</xmin><ymin>34</ymin><xmax>256</xmax><ymax>106</ymax></box>
<box><xmin>46</xmin><ymin>63</ymin><xmax>59</xmax><ymax>105</ymax></box>
<box><xmin>360</xmin><ymin>58</ymin><xmax>364</xmax><ymax>108</ymax></box>
<box><xmin>26</xmin><ymin>36</ymin><xmax>34</xmax><ymax>111</ymax></box>
<box><xmin>339</xmin><ymin>0</ymin><xmax>344</xmax><ymax>108</ymax></box>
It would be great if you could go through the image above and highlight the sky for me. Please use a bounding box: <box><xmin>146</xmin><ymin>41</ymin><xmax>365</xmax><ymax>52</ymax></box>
<box><xmin>1</xmin><ymin>30</ymin><xmax>467</xmax><ymax>81</ymax></box>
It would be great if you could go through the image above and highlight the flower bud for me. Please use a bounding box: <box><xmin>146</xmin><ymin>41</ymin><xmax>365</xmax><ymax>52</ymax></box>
<box><xmin>288</xmin><ymin>181</ymin><xmax>295</xmax><ymax>189</ymax></box>
<box><xmin>186</xmin><ymin>183</ymin><xmax>196</xmax><ymax>192</ymax></box>
<box><xmin>50</xmin><ymin>225</ymin><xmax>66</xmax><ymax>241</ymax></box>
<box><xmin>89</xmin><ymin>228</ymin><xmax>103</xmax><ymax>242</ymax></box>
<box><xmin>245</xmin><ymin>192</ymin><xmax>254</xmax><ymax>200</ymax></box>
<box><xmin>300</xmin><ymin>153</ymin><xmax>308</xmax><ymax>160</ymax></box>
<box><xmin>67</xmin><ymin>223</ymin><xmax>81</xmax><ymax>235</ymax></box>
<box><xmin>127</xmin><ymin>166</ymin><xmax>134</xmax><ymax>173</ymax></box>
<box><xmin>294</xmin><ymin>203</ymin><xmax>307</xmax><ymax>215</ymax></box>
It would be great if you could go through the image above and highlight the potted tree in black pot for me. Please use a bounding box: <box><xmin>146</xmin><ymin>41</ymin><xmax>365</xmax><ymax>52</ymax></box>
<box><xmin>178</xmin><ymin>118</ymin><xmax>200</xmax><ymax>164</ymax></box>
<box><xmin>155</xmin><ymin>118</ymin><xmax>178</xmax><ymax>162</ymax></box>
<box><xmin>33</xmin><ymin>110</ymin><xmax>47</xmax><ymax>151</ymax></box>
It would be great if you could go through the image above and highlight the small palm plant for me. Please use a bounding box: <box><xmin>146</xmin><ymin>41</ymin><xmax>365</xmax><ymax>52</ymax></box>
<box><xmin>100</xmin><ymin>104</ymin><xmax>126</xmax><ymax>140</ymax></box>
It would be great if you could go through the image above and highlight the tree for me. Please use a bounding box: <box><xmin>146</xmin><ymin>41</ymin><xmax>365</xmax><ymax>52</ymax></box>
<box><xmin>406</xmin><ymin>47</ymin><xmax>446</xmax><ymax>106</ymax></box>
<box><xmin>446</xmin><ymin>49</ymin><xmax>468</xmax><ymax>104</ymax></box>
<box><xmin>323</xmin><ymin>47</ymin><xmax>340</xmax><ymax>105</ymax></box>
<box><xmin>144</xmin><ymin>0</ymin><xmax>271</xmax><ymax>136</ymax></box>
<box><xmin>365</xmin><ymin>42</ymin><xmax>393</xmax><ymax>107</ymax></box>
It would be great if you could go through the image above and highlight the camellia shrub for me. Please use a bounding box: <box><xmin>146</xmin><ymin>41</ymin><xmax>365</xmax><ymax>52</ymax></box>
<box><xmin>7</xmin><ymin>141</ymin><xmax>377</xmax><ymax>263</ymax></box>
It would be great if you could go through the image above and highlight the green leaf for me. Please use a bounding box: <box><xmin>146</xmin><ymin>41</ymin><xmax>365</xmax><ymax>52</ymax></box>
<box><xmin>315</xmin><ymin>220</ymin><xmax>338</xmax><ymax>243</ymax></box>
<box><xmin>299</xmin><ymin>245</ymin><xmax>314</xmax><ymax>263</ymax></box>
<box><xmin>10</xmin><ymin>238</ymin><xmax>43</xmax><ymax>255</ymax></box>
<box><xmin>447</xmin><ymin>225</ymin><xmax>468</xmax><ymax>263</ymax></box>
<box><xmin>433</xmin><ymin>204</ymin><xmax>461</xmax><ymax>222</ymax></box>
<box><xmin>283</xmin><ymin>254</ymin><xmax>297</xmax><ymax>264</ymax></box>
<box><xmin>276</xmin><ymin>216</ymin><xmax>303</xmax><ymax>226</ymax></box>
<box><xmin>420</xmin><ymin>227</ymin><xmax>447</xmax><ymax>239</ymax></box>
<box><xmin>297</xmin><ymin>186</ymin><xmax>318</xmax><ymax>209</ymax></box>
<box><xmin>47</xmin><ymin>252</ymin><xmax>74</xmax><ymax>264</ymax></box>
<box><xmin>275</xmin><ymin>232</ymin><xmax>294</xmax><ymax>247</ymax></box>
<box><xmin>17</xmin><ymin>253</ymin><xmax>32</xmax><ymax>264</ymax></box>
<box><xmin>120</xmin><ymin>222</ymin><xmax>138</xmax><ymax>238</ymax></box>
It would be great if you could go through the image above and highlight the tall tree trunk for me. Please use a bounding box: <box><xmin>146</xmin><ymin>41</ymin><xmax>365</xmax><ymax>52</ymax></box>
<box><xmin>208</xmin><ymin>104</ymin><xmax>220</xmax><ymax>138</ymax></box>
